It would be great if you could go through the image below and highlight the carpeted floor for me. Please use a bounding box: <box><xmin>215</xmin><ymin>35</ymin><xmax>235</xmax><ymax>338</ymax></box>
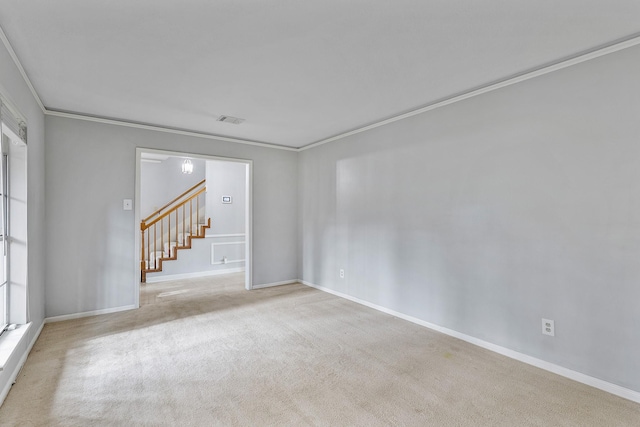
<box><xmin>0</xmin><ymin>273</ymin><xmax>638</xmax><ymax>426</ymax></box>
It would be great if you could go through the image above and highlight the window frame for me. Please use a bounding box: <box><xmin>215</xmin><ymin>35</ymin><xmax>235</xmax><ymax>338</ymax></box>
<box><xmin>0</xmin><ymin>118</ymin><xmax>27</xmax><ymax>331</ymax></box>
<box><xmin>0</xmin><ymin>139</ymin><xmax>7</xmax><ymax>333</ymax></box>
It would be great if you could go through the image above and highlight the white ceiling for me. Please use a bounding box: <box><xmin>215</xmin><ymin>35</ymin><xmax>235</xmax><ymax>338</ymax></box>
<box><xmin>0</xmin><ymin>1</ymin><xmax>639</xmax><ymax>148</ymax></box>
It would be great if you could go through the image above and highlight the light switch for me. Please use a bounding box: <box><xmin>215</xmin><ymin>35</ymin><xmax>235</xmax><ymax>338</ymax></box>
<box><xmin>123</xmin><ymin>199</ymin><xmax>132</xmax><ymax>210</ymax></box>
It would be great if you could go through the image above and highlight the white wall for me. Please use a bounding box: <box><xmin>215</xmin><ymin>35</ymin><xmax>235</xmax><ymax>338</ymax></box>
<box><xmin>140</xmin><ymin>156</ymin><xmax>205</xmax><ymax>219</ymax></box>
<box><xmin>0</xmin><ymin>38</ymin><xmax>46</xmax><ymax>399</ymax></box>
<box><xmin>299</xmin><ymin>45</ymin><xmax>640</xmax><ymax>393</ymax></box>
<box><xmin>45</xmin><ymin>116</ymin><xmax>298</xmax><ymax>317</ymax></box>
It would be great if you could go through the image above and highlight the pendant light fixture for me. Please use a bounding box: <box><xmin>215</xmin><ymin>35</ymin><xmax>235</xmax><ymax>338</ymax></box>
<box><xmin>181</xmin><ymin>159</ymin><xmax>193</xmax><ymax>174</ymax></box>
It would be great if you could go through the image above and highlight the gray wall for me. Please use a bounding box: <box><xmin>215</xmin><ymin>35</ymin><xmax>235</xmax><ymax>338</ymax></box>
<box><xmin>140</xmin><ymin>156</ymin><xmax>205</xmax><ymax>219</ymax></box>
<box><xmin>0</xmin><ymin>39</ymin><xmax>46</xmax><ymax>395</ymax></box>
<box><xmin>149</xmin><ymin>235</ymin><xmax>245</xmax><ymax>279</ymax></box>
<box><xmin>5</xmin><ymin>21</ymin><xmax>638</xmax><ymax>399</ymax></box>
<box><xmin>45</xmin><ymin>116</ymin><xmax>298</xmax><ymax>317</ymax></box>
<box><xmin>299</xmin><ymin>45</ymin><xmax>640</xmax><ymax>393</ymax></box>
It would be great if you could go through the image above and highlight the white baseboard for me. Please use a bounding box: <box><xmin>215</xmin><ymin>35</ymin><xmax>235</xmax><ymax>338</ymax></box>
<box><xmin>145</xmin><ymin>268</ymin><xmax>245</xmax><ymax>283</ymax></box>
<box><xmin>0</xmin><ymin>320</ymin><xmax>43</xmax><ymax>407</ymax></box>
<box><xmin>300</xmin><ymin>280</ymin><xmax>640</xmax><ymax>404</ymax></box>
<box><xmin>252</xmin><ymin>279</ymin><xmax>299</xmax><ymax>290</ymax></box>
<box><xmin>45</xmin><ymin>304</ymin><xmax>137</xmax><ymax>323</ymax></box>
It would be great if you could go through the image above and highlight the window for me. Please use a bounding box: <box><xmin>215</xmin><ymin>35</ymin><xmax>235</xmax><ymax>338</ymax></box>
<box><xmin>0</xmin><ymin>141</ymin><xmax>7</xmax><ymax>333</ymax></box>
<box><xmin>0</xmin><ymin>94</ymin><xmax>27</xmax><ymax>334</ymax></box>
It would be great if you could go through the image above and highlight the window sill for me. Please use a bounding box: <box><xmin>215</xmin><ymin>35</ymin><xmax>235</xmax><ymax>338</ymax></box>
<box><xmin>0</xmin><ymin>323</ymin><xmax>31</xmax><ymax>371</ymax></box>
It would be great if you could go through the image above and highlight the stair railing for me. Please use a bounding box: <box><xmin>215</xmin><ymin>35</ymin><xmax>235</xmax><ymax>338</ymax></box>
<box><xmin>140</xmin><ymin>181</ymin><xmax>209</xmax><ymax>282</ymax></box>
<box><xmin>142</xmin><ymin>179</ymin><xmax>206</xmax><ymax>223</ymax></box>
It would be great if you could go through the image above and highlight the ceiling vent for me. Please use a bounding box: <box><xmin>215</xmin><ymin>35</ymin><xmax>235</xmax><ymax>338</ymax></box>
<box><xmin>217</xmin><ymin>115</ymin><xmax>245</xmax><ymax>125</ymax></box>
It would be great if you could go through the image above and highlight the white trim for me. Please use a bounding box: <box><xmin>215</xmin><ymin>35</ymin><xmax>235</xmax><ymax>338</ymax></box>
<box><xmin>252</xmin><ymin>280</ymin><xmax>299</xmax><ymax>289</ymax></box>
<box><xmin>25</xmin><ymin>321</ymin><xmax>43</xmax><ymax>360</ymax></box>
<box><xmin>0</xmin><ymin>322</ymin><xmax>40</xmax><ymax>407</ymax></box>
<box><xmin>46</xmin><ymin>110</ymin><xmax>297</xmax><ymax>151</ymax></box>
<box><xmin>0</xmin><ymin>324</ymin><xmax>30</xmax><ymax>372</ymax></box>
<box><xmin>134</xmin><ymin>149</ymin><xmax>141</xmax><ymax>309</ymax></box>
<box><xmin>211</xmin><ymin>241</ymin><xmax>245</xmax><ymax>265</ymax></box>
<box><xmin>1</xmin><ymin>24</ymin><xmax>291</xmax><ymax>153</ymax></box>
<box><xmin>205</xmin><ymin>233</ymin><xmax>246</xmax><ymax>238</ymax></box>
<box><xmin>0</xmin><ymin>88</ymin><xmax>29</xmax><ymax>131</ymax></box>
<box><xmin>245</xmin><ymin>161</ymin><xmax>253</xmax><ymax>291</ymax></box>
<box><xmin>299</xmin><ymin>34</ymin><xmax>640</xmax><ymax>151</ymax></box>
<box><xmin>2</xmin><ymin>15</ymin><xmax>640</xmax><ymax>154</ymax></box>
<box><xmin>301</xmin><ymin>280</ymin><xmax>640</xmax><ymax>404</ymax></box>
<box><xmin>137</xmin><ymin>148</ymin><xmax>253</xmax><ymax>165</ymax></box>
<box><xmin>0</xmin><ymin>26</ymin><xmax>46</xmax><ymax>113</ymax></box>
<box><xmin>1</xmin><ymin>123</ymin><xmax>23</xmax><ymax>148</ymax></box>
<box><xmin>144</xmin><ymin>267</ymin><xmax>245</xmax><ymax>283</ymax></box>
<box><xmin>44</xmin><ymin>304</ymin><xmax>136</xmax><ymax>323</ymax></box>
<box><xmin>3</xmin><ymin>17</ymin><xmax>639</xmax><ymax>153</ymax></box>
<box><xmin>211</xmin><ymin>260</ymin><xmax>245</xmax><ymax>265</ymax></box>
<box><xmin>135</xmin><ymin>148</ymin><xmax>253</xmax><ymax>308</ymax></box>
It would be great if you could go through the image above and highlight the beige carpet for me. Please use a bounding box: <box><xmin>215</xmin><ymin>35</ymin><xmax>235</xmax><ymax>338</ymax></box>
<box><xmin>1</xmin><ymin>273</ymin><xmax>638</xmax><ymax>426</ymax></box>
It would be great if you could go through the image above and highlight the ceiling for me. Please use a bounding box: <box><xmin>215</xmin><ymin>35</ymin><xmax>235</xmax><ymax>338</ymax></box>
<box><xmin>0</xmin><ymin>1</ymin><xmax>639</xmax><ymax>149</ymax></box>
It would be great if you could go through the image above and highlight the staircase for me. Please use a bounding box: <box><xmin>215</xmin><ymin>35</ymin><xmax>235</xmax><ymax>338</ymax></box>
<box><xmin>140</xmin><ymin>179</ymin><xmax>211</xmax><ymax>283</ymax></box>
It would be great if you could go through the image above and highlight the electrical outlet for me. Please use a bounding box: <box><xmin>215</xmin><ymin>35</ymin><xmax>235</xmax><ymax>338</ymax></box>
<box><xmin>542</xmin><ymin>318</ymin><xmax>555</xmax><ymax>336</ymax></box>
<box><xmin>339</xmin><ymin>269</ymin><xmax>345</xmax><ymax>279</ymax></box>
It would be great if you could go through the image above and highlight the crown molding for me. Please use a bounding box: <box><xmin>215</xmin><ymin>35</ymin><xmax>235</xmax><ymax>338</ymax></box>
<box><xmin>299</xmin><ymin>32</ymin><xmax>640</xmax><ymax>152</ymax></box>
<box><xmin>0</xmin><ymin>24</ymin><xmax>46</xmax><ymax>113</ymax></box>
<box><xmin>0</xmin><ymin>22</ymin><xmax>297</xmax><ymax>151</ymax></box>
<box><xmin>3</xmin><ymin>19</ymin><xmax>639</xmax><ymax>154</ymax></box>
<box><xmin>45</xmin><ymin>110</ymin><xmax>298</xmax><ymax>151</ymax></box>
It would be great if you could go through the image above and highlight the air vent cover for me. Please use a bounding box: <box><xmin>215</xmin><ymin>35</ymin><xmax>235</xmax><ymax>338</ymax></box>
<box><xmin>217</xmin><ymin>115</ymin><xmax>245</xmax><ymax>125</ymax></box>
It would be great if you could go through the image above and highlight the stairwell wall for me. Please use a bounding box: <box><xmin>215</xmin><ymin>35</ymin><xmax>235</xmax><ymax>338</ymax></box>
<box><xmin>44</xmin><ymin>116</ymin><xmax>298</xmax><ymax>317</ymax></box>
<box><xmin>140</xmin><ymin>156</ymin><xmax>206</xmax><ymax>219</ymax></box>
<box><xmin>145</xmin><ymin>159</ymin><xmax>248</xmax><ymax>280</ymax></box>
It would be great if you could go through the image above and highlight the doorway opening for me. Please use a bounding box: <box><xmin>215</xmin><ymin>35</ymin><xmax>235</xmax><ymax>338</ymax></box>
<box><xmin>134</xmin><ymin>148</ymin><xmax>252</xmax><ymax>307</ymax></box>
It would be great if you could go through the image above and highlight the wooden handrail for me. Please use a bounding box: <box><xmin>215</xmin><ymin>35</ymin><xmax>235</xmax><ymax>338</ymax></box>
<box><xmin>140</xmin><ymin>181</ymin><xmax>211</xmax><ymax>282</ymax></box>
<box><xmin>142</xmin><ymin>179</ymin><xmax>205</xmax><ymax>223</ymax></box>
<box><xmin>141</xmin><ymin>186</ymin><xmax>206</xmax><ymax>230</ymax></box>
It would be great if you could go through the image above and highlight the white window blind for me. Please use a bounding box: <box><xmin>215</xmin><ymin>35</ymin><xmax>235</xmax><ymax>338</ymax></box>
<box><xmin>0</xmin><ymin>95</ymin><xmax>27</xmax><ymax>145</ymax></box>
